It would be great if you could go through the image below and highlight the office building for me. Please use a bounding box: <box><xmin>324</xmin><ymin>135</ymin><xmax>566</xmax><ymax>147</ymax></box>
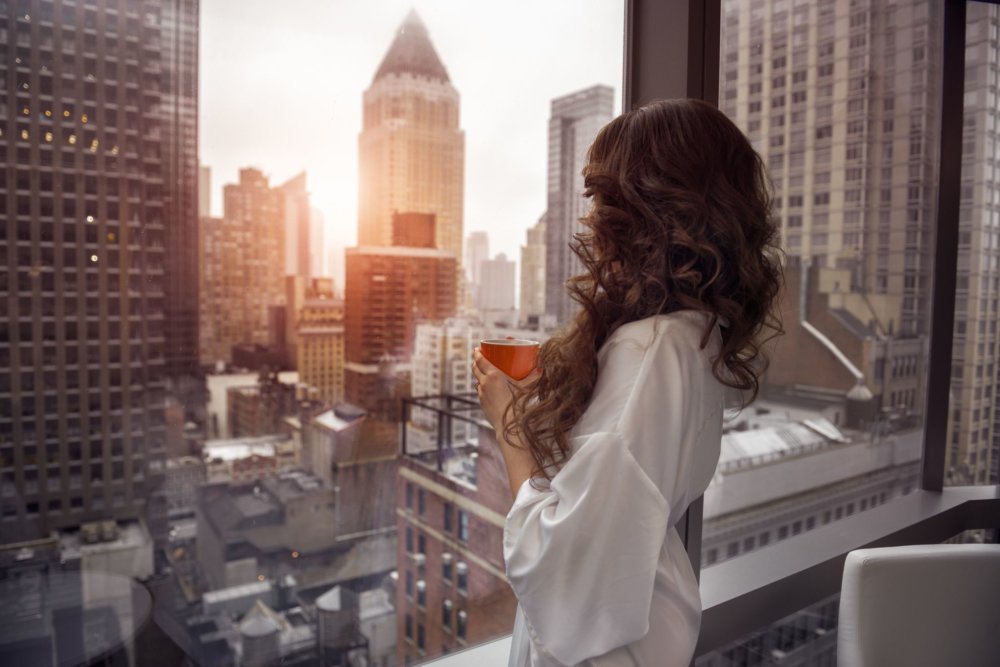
<box><xmin>161</xmin><ymin>0</ymin><xmax>200</xmax><ymax>383</ymax></box>
<box><xmin>280</xmin><ymin>171</ymin><xmax>312</xmax><ymax>281</ymax></box>
<box><xmin>519</xmin><ymin>217</ymin><xmax>546</xmax><ymax>326</ymax></box>
<box><xmin>465</xmin><ymin>230</ymin><xmax>489</xmax><ymax>290</ymax></box>
<box><xmin>476</xmin><ymin>253</ymin><xmax>516</xmax><ymax>313</ymax></box>
<box><xmin>358</xmin><ymin>9</ymin><xmax>465</xmax><ymax>267</ymax></box>
<box><xmin>545</xmin><ymin>85</ymin><xmax>614</xmax><ymax>325</ymax></box>
<box><xmin>0</xmin><ymin>0</ymin><xmax>200</xmax><ymax>544</ymax></box>
<box><xmin>296</xmin><ymin>281</ymin><xmax>345</xmax><ymax>405</ymax></box>
<box><xmin>198</xmin><ymin>168</ymin><xmax>285</xmax><ymax>366</ymax></box>
<box><xmin>344</xmin><ymin>241</ymin><xmax>457</xmax><ymax>419</ymax></box>
<box><xmin>227</xmin><ymin>371</ymin><xmax>319</xmax><ymax>439</ymax></box>
<box><xmin>199</xmin><ymin>164</ymin><xmax>211</xmax><ymax>218</ymax></box>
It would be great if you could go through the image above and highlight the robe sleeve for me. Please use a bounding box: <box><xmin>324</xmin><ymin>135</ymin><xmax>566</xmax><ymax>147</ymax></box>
<box><xmin>502</xmin><ymin>430</ymin><xmax>671</xmax><ymax>665</ymax></box>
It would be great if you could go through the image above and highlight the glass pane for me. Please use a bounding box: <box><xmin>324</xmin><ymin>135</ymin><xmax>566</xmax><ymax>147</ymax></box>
<box><xmin>705</xmin><ymin>0</ymin><xmax>945</xmax><ymax>661</ymax></box>
<box><xmin>948</xmin><ymin>1</ymin><xmax>1000</xmax><ymax>490</ymax></box>
<box><xmin>697</xmin><ymin>595</ymin><xmax>841</xmax><ymax>667</ymax></box>
<box><xmin>0</xmin><ymin>1</ymin><xmax>623</xmax><ymax>666</ymax></box>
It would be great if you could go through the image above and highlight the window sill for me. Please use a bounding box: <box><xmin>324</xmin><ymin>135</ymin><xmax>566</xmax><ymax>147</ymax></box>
<box><xmin>417</xmin><ymin>485</ymin><xmax>999</xmax><ymax>667</ymax></box>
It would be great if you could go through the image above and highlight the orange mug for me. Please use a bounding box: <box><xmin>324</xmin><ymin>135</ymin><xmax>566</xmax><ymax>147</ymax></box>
<box><xmin>480</xmin><ymin>339</ymin><xmax>540</xmax><ymax>381</ymax></box>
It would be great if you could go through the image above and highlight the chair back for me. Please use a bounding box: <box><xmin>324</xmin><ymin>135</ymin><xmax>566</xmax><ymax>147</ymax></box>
<box><xmin>837</xmin><ymin>544</ymin><xmax>1000</xmax><ymax>667</ymax></box>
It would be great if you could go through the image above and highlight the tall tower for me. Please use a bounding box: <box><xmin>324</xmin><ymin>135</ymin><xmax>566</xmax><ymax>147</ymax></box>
<box><xmin>198</xmin><ymin>169</ymin><xmax>285</xmax><ymax>366</ymax></box>
<box><xmin>545</xmin><ymin>86</ymin><xmax>614</xmax><ymax>325</ymax></box>
<box><xmin>358</xmin><ymin>10</ymin><xmax>465</xmax><ymax>265</ymax></box>
<box><xmin>280</xmin><ymin>171</ymin><xmax>311</xmax><ymax>281</ymax></box>
<box><xmin>520</xmin><ymin>216</ymin><xmax>546</xmax><ymax>326</ymax></box>
<box><xmin>0</xmin><ymin>0</ymin><xmax>197</xmax><ymax>543</ymax></box>
<box><xmin>161</xmin><ymin>0</ymin><xmax>201</xmax><ymax>383</ymax></box>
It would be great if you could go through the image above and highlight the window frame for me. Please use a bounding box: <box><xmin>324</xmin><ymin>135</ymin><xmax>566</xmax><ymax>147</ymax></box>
<box><xmin>625</xmin><ymin>0</ymin><xmax>1000</xmax><ymax>659</ymax></box>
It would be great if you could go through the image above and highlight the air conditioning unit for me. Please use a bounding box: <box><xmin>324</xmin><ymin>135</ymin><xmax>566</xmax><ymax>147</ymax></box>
<box><xmin>410</xmin><ymin>552</ymin><xmax>426</xmax><ymax>569</ymax></box>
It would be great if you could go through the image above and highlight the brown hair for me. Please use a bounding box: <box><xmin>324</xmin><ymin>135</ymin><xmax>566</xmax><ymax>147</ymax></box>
<box><xmin>505</xmin><ymin>98</ymin><xmax>784</xmax><ymax>480</ymax></box>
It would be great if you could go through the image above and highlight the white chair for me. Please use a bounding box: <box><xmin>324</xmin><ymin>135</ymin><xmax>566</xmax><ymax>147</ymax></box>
<box><xmin>837</xmin><ymin>544</ymin><xmax>1000</xmax><ymax>667</ymax></box>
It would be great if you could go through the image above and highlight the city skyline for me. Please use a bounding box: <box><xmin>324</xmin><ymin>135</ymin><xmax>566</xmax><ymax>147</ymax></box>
<box><xmin>199</xmin><ymin>0</ymin><xmax>624</xmax><ymax>269</ymax></box>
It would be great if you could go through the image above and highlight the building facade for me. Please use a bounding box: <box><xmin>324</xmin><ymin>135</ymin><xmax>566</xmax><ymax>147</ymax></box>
<box><xmin>545</xmin><ymin>85</ymin><xmax>614</xmax><ymax>325</ymax></box>
<box><xmin>343</xmin><ymin>245</ymin><xmax>457</xmax><ymax>417</ymax></box>
<box><xmin>465</xmin><ymin>230</ymin><xmax>489</xmax><ymax>291</ymax></box>
<box><xmin>296</xmin><ymin>281</ymin><xmax>345</xmax><ymax>405</ymax></box>
<box><xmin>396</xmin><ymin>424</ymin><xmax>517</xmax><ymax>665</ymax></box>
<box><xmin>161</xmin><ymin>0</ymin><xmax>200</xmax><ymax>382</ymax></box>
<box><xmin>358</xmin><ymin>9</ymin><xmax>465</xmax><ymax>267</ymax></box>
<box><xmin>476</xmin><ymin>253</ymin><xmax>516</xmax><ymax>312</ymax></box>
<box><xmin>519</xmin><ymin>217</ymin><xmax>546</xmax><ymax>327</ymax></box>
<box><xmin>0</xmin><ymin>0</ymin><xmax>186</xmax><ymax>544</ymax></box>
<box><xmin>280</xmin><ymin>171</ymin><xmax>312</xmax><ymax>281</ymax></box>
<box><xmin>198</xmin><ymin>168</ymin><xmax>285</xmax><ymax>366</ymax></box>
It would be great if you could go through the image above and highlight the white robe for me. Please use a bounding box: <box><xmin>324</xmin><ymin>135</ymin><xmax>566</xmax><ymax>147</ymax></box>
<box><xmin>504</xmin><ymin>310</ymin><xmax>727</xmax><ymax>667</ymax></box>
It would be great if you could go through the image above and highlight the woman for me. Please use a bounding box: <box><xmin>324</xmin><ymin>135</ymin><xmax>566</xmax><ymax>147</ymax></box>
<box><xmin>471</xmin><ymin>98</ymin><xmax>783</xmax><ymax>666</ymax></box>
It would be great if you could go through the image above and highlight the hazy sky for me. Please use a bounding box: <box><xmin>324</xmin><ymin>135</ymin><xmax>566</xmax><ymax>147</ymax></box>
<box><xmin>199</xmin><ymin>0</ymin><xmax>624</xmax><ymax>279</ymax></box>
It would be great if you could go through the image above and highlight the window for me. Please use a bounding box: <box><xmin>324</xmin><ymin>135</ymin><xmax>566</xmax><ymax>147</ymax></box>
<box><xmin>442</xmin><ymin>552</ymin><xmax>453</xmax><ymax>581</ymax></box>
<box><xmin>443</xmin><ymin>501</ymin><xmax>453</xmax><ymax>532</ymax></box>
<box><xmin>442</xmin><ymin>599</ymin><xmax>453</xmax><ymax>629</ymax></box>
<box><xmin>457</xmin><ymin>562</ymin><xmax>468</xmax><ymax>594</ymax></box>
<box><xmin>458</xmin><ymin>509</ymin><xmax>469</xmax><ymax>542</ymax></box>
<box><xmin>457</xmin><ymin>610</ymin><xmax>468</xmax><ymax>640</ymax></box>
<box><xmin>418</xmin><ymin>488</ymin><xmax>426</xmax><ymax>516</ymax></box>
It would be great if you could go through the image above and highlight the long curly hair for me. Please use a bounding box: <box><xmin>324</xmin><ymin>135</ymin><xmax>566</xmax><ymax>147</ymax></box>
<box><xmin>504</xmin><ymin>98</ymin><xmax>784</xmax><ymax>480</ymax></box>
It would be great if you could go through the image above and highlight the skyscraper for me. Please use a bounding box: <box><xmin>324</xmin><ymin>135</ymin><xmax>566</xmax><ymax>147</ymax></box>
<box><xmin>161</xmin><ymin>0</ymin><xmax>201</xmax><ymax>383</ymax></box>
<box><xmin>198</xmin><ymin>168</ymin><xmax>285</xmax><ymax>366</ymax></box>
<box><xmin>358</xmin><ymin>10</ymin><xmax>465</xmax><ymax>265</ymax></box>
<box><xmin>519</xmin><ymin>216</ymin><xmax>546</xmax><ymax>326</ymax></box>
<box><xmin>0</xmin><ymin>0</ymin><xmax>196</xmax><ymax>543</ymax></box>
<box><xmin>344</xmin><ymin>243</ymin><xmax>457</xmax><ymax>416</ymax></box>
<box><xmin>465</xmin><ymin>230</ymin><xmax>489</xmax><ymax>289</ymax></box>
<box><xmin>476</xmin><ymin>253</ymin><xmax>516</xmax><ymax>312</ymax></box>
<box><xmin>956</xmin><ymin>2</ymin><xmax>1000</xmax><ymax>485</ymax></box>
<box><xmin>199</xmin><ymin>164</ymin><xmax>211</xmax><ymax>218</ymax></box>
<box><xmin>296</xmin><ymin>279</ymin><xmax>345</xmax><ymax>405</ymax></box>
<box><xmin>545</xmin><ymin>85</ymin><xmax>614</xmax><ymax>325</ymax></box>
<box><xmin>280</xmin><ymin>171</ymin><xmax>311</xmax><ymax>281</ymax></box>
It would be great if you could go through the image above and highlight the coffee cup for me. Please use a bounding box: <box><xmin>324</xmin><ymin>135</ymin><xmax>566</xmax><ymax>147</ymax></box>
<box><xmin>480</xmin><ymin>339</ymin><xmax>540</xmax><ymax>381</ymax></box>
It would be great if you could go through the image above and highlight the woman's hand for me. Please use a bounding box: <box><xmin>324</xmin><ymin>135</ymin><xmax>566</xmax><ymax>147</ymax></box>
<box><xmin>471</xmin><ymin>347</ymin><xmax>541</xmax><ymax>433</ymax></box>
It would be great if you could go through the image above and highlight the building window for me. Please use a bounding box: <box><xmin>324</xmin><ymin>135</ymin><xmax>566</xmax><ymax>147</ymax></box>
<box><xmin>458</xmin><ymin>509</ymin><xmax>469</xmax><ymax>542</ymax></box>
<box><xmin>418</xmin><ymin>533</ymin><xmax>426</xmax><ymax>554</ymax></box>
<box><xmin>442</xmin><ymin>552</ymin><xmax>453</xmax><ymax>581</ymax></box>
<box><xmin>418</xmin><ymin>488</ymin><xmax>426</xmax><ymax>516</ymax></box>
<box><xmin>406</xmin><ymin>526</ymin><xmax>413</xmax><ymax>552</ymax></box>
<box><xmin>443</xmin><ymin>599</ymin><xmax>453</xmax><ymax>628</ymax></box>
<box><xmin>759</xmin><ymin>531</ymin><xmax>770</xmax><ymax>547</ymax></box>
<box><xmin>457</xmin><ymin>561</ymin><xmax>468</xmax><ymax>593</ymax></box>
<box><xmin>416</xmin><ymin>580</ymin><xmax>426</xmax><ymax>608</ymax></box>
<box><xmin>405</xmin><ymin>613</ymin><xmax>413</xmax><ymax>640</ymax></box>
<box><xmin>406</xmin><ymin>481</ymin><xmax>413</xmax><ymax>509</ymax></box>
<box><xmin>405</xmin><ymin>570</ymin><xmax>413</xmax><ymax>597</ymax></box>
<box><xmin>417</xmin><ymin>623</ymin><xmax>425</xmax><ymax>650</ymax></box>
<box><xmin>727</xmin><ymin>541</ymin><xmax>739</xmax><ymax>558</ymax></box>
<box><xmin>778</xmin><ymin>525</ymin><xmax>789</xmax><ymax>540</ymax></box>
<box><xmin>443</xmin><ymin>501</ymin><xmax>453</xmax><ymax>532</ymax></box>
<box><xmin>705</xmin><ymin>548</ymin><xmax>718</xmax><ymax>565</ymax></box>
<box><xmin>457</xmin><ymin>610</ymin><xmax>467</xmax><ymax>640</ymax></box>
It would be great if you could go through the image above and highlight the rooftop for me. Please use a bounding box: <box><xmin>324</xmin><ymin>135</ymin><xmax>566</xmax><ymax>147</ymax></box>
<box><xmin>204</xmin><ymin>435</ymin><xmax>286</xmax><ymax>462</ymax></box>
<box><xmin>373</xmin><ymin>9</ymin><xmax>450</xmax><ymax>84</ymax></box>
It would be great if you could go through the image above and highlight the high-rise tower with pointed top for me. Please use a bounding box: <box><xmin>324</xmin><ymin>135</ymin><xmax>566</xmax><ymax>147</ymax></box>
<box><xmin>358</xmin><ymin>10</ymin><xmax>465</xmax><ymax>264</ymax></box>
